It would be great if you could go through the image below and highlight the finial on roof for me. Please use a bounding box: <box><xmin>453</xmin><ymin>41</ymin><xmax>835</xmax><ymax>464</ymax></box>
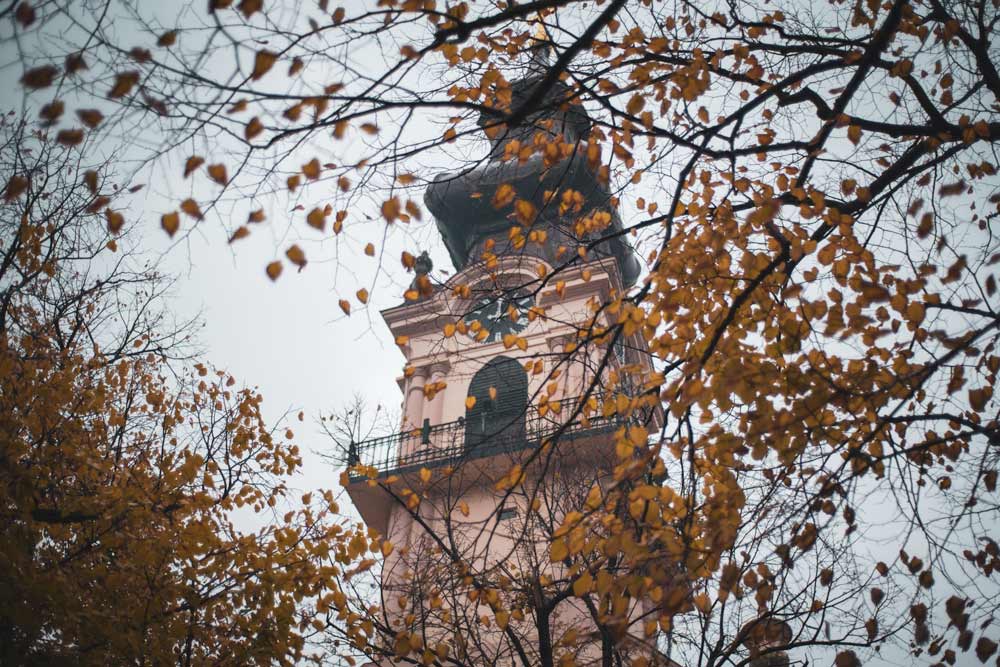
<box><xmin>414</xmin><ymin>251</ymin><xmax>432</xmax><ymax>276</ymax></box>
<box><xmin>527</xmin><ymin>13</ymin><xmax>553</xmax><ymax>73</ymax></box>
<box><xmin>408</xmin><ymin>251</ymin><xmax>435</xmax><ymax>302</ymax></box>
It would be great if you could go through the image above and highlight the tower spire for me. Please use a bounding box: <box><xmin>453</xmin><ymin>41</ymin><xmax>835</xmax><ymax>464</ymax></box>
<box><xmin>527</xmin><ymin>13</ymin><xmax>553</xmax><ymax>75</ymax></box>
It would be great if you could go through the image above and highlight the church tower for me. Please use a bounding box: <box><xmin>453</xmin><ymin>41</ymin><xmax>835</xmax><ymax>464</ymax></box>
<box><xmin>344</xmin><ymin>46</ymin><xmax>666</xmax><ymax>666</ymax></box>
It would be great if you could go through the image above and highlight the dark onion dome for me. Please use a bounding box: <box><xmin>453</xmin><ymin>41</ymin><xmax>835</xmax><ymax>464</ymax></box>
<box><xmin>423</xmin><ymin>61</ymin><xmax>641</xmax><ymax>287</ymax></box>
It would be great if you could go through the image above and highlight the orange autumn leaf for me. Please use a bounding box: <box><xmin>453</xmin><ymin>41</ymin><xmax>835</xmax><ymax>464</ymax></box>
<box><xmin>184</xmin><ymin>156</ymin><xmax>205</xmax><ymax>178</ymax></box>
<box><xmin>180</xmin><ymin>199</ymin><xmax>203</xmax><ymax>220</ymax></box>
<box><xmin>251</xmin><ymin>50</ymin><xmax>278</xmax><ymax>80</ymax></box>
<box><xmin>105</xmin><ymin>208</ymin><xmax>125</xmax><ymax>234</ymax></box>
<box><xmin>108</xmin><ymin>71</ymin><xmax>140</xmax><ymax>98</ymax></box>
<box><xmin>160</xmin><ymin>211</ymin><xmax>180</xmax><ymax>237</ymax></box>
<box><xmin>76</xmin><ymin>109</ymin><xmax>103</xmax><ymax>128</ymax></box>
<box><xmin>245</xmin><ymin>117</ymin><xmax>264</xmax><ymax>140</ymax></box>
<box><xmin>207</xmin><ymin>164</ymin><xmax>228</xmax><ymax>185</ymax></box>
<box><xmin>285</xmin><ymin>244</ymin><xmax>306</xmax><ymax>268</ymax></box>
<box><xmin>228</xmin><ymin>226</ymin><xmax>250</xmax><ymax>243</ymax></box>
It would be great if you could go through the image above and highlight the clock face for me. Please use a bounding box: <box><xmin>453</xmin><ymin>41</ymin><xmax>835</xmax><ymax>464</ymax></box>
<box><xmin>463</xmin><ymin>291</ymin><xmax>533</xmax><ymax>343</ymax></box>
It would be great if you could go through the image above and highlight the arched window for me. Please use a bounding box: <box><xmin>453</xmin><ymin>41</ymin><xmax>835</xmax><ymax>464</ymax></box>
<box><xmin>464</xmin><ymin>356</ymin><xmax>528</xmax><ymax>454</ymax></box>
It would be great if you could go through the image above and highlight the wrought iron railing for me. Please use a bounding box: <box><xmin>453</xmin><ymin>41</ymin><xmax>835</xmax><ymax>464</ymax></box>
<box><xmin>346</xmin><ymin>394</ymin><xmax>637</xmax><ymax>478</ymax></box>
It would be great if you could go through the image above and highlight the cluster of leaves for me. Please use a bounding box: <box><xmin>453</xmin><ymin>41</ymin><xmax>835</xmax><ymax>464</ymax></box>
<box><xmin>6</xmin><ymin>0</ymin><xmax>1000</xmax><ymax>665</ymax></box>
<box><xmin>0</xmin><ymin>115</ymin><xmax>382</xmax><ymax>664</ymax></box>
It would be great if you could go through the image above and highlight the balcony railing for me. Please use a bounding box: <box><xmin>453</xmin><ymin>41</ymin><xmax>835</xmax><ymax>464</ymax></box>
<box><xmin>346</xmin><ymin>394</ymin><xmax>644</xmax><ymax>478</ymax></box>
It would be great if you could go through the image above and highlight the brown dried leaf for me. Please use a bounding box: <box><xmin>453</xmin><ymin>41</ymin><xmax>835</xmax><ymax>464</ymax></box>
<box><xmin>180</xmin><ymin>198</ymin><xmax>203</xmax><ymax>220</ymax></box>
<box><xmin>157</xmin><ymin>30</ymin><xmax>177</xmax><ymax>47</ymax></box>
<box><xmin>65</xmin><ymin>52</ymin><xmax>87</xmax><ymax>74</ymax></box>
<box><xmin>302</xmin><ymin>158</ymin><xmax>321</xmax><ymax>180</ymax></box>
<box><xmin>105</xmin><ymin>208</ymin><xmax>125</xmax><ymax>234</ymax></box>
<box><xmin>83</xmin><ymin>170</ymin><xmax>98</xmax><ymax>194</ymax></box>
<box><xmin>305</xmin><ymin>208</ymin><xmax>326</xmax><ymax>231</ymax></box>
<box><xmin>238</xmin><ymin>0</ymin><xmax>262</xmax><ymax>17</ymax></box>
<box><xmin>285</xmin><ymin>244</ymin><xmax>306</xmax><ymax>268</ymax></box>
<box><xmin>207</xmin><ymin>164</ymin><xmax>228</xmax><ymax>185</ymax></box>
<box><xmin>76</xmin><ymin>109</ymin><xmax>104</xmax><ymax>128</ymax></box>
<box><xmin>39</xmin><ymin>100</ymin><xmax>64</xmax><ymax>124</ymax></box>
<box><xmin>56</xmin><ymin>129</ymin><xmax>84</xmax><ymax>146</ymax></box>
<box><xmin>245</xmin><ymin>116</ymin><xmax>264</xmax><ymax>140</ymax></box>
<box><xmin>108</xmin><ymin>71</ymin><xmax>140</xmax><ymax>99</ymax></box>
<box><xmin>251</xmin><ymin>50</ymin><xmax>278</xmax><ymax>80</ymax></box>
<box><xmin>266</xmin><ymin>261</ymin><xmax>282</xmax><ymax>281</ymax></box>
<box><xmin>183</xmin><ymin>156</ymin><xmax>205</xmax><ymax>178</ymax></box>
<box><xmin>21</xmin><ymin>65</ymin><xmax>59</xmax><ymax>89</ymax></box>
<box><xmin>15</xmin><ymin>2</ymin><xmax>35</xmax><ymax>27</ymax></box>
<box><xmin>3</xmin><ymin>175</ymin><xmax>29</xmax><ymax>201</ymax></box>
<box><xmin>229</xmin><ymin>226</ymin><xmax>250</xmax><ymax>243</ymax></box>
<box><xmin>161</xmin><ymin>211</ymin><xmax>180</xmax><ymax>237</ymax></box>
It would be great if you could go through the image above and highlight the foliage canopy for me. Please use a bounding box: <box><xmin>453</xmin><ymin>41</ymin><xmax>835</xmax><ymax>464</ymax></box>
<box><xmin>5</xmin><ymin>0</ymin><xmax>1000</xmax><ymax>664</ymax></box>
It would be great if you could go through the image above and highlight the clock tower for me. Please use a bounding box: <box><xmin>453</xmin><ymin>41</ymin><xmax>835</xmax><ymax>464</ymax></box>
<box><xmin>343</xmin><ymin>47</ymin><xmax>667</xmax><ymax>666</ymax></box>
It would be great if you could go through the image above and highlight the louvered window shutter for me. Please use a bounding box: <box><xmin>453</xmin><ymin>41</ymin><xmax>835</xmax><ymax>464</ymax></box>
<box><xmin>465</xmin><ymin>356</ymin><xmax>528</xmax><ymax>453</ymax></box>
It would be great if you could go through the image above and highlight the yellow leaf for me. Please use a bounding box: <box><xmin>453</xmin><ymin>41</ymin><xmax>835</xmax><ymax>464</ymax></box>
<box><xmin>443</xmin><ymin>323</ymin><xmax>456</xmax><ymax>337</ymax></box>
<box><xmin>161</xmin><ymin>211</ymin><xmax>180</xmax><ymax>237</ymax></box>
<box><xmin>395</xmin><ymin>335</ymin><xmax>409</xmax><ymax>346</ymax></box>
<box><xmin>550</xmin><ymin>538</ymin><xmax>568</xmax><ymax>562</ymax></box>
<box><xmin>492</xmin><ymin>183</ymin><xmax>516</xmax><ymax>209</ymax></box>
<box><xmin>266</xmin><ymin>261</ymin><xmax>283</xmax><ymax>281</ymax></box>
<box><xmin>252</xmin><ymin>50</ymin><xmax>278</xmax><ymax>80</ymax></box>
<box><xmin>381</xmin><ymin>541</ymin><xmax>394</xmax><ymax>557</ymax></box>
<box><xmin>514</xmin><ymin>199</ymin><xmax>536</xmax><ymax>225</ymax></box>
<box><xmin>419</xmin><ymin>468</ymin><xmax>431</xmax><ymax>484</ymax></box>
<box><xmin>458</xmin><ymin>501</ymin><xmax>470</xmax><ymax>517</ymax></box>
<box><xmin>573</xmin><ymin>571</ymin><xmax>593</xmax><ymax>597</ymax></box>
<box><xmin>465</xmin><ymin>396</ymin><xmax>476</xmax><ymax>410</ymax></box>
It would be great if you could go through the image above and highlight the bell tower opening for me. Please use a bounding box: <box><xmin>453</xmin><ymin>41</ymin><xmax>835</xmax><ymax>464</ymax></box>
<box><xmin>464</xmin><ymin>355</ymin><xmax>528</xmax><ymax>454</ymax></box>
